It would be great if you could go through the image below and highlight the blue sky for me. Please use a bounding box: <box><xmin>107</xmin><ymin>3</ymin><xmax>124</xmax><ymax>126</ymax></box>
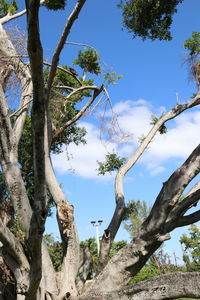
<box><xmin>13</xmin><ymin>0</ymin><xmax>200</xmax><ymax>263</ymax></box>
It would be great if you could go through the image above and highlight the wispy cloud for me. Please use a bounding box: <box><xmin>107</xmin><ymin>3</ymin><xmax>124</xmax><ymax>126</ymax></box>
<box><xmin>52</xmin><ymin>100</ymin><xmax>200</xmax><ymax>179</ymax></box>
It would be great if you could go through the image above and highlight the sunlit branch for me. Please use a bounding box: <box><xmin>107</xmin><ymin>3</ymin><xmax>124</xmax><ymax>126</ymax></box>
<box><xmin>65</xmin><ymin>41</ymin><xmax>98</xmax><ymax>52</ymax></box>
<box><xmin>46</xmin><ymin>0</ymin><xmax>87</xmax><ymax>100</ymax></box>
<box><xmin>0</xmin><ymin>0</ymin><xmax>45</xmax><ymax>25</ymax></box>
<box><xmin>173</xmin><ymin>210</ymin><xmax>200</xmax><ymax>228</ymax></box>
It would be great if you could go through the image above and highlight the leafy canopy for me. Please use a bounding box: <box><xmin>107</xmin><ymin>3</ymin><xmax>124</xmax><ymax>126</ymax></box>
<box><xmin>73</xmin><ymin>49</ymin><xmax>101</xmax><ymax>75</ymax></box>
<box><xmin>123</xmin><ymin>200</ymin><xmax>149</xmax><ymax>237</ymax></box>
<box><xmin>0</xmin><ymin>0</ymin><xmax>18</xmax><ymax>17</ymax></box>
<box><xmin>184</xmin><ymin>32</ymin><xmax>200</xmax><ymax>57</ymax></box>
<box><xmin>120</xmin><ymin>0</ymin><xmax>184</xmax><ymax>40</ymax></box>
<box><xmin>180</xmin><ymin>225</ymin><xmax>200</xmax><ymax>272</ymax></box>
<box><xmin>97</xmin><ymin>152</ymin><xmax>126</xmax><ymax>175</ymax></box>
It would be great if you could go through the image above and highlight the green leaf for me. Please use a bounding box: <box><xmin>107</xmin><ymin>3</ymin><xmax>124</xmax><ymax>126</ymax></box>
<box><xmin>73</xmin><ymin>49</ymin><xmax>101</xmax><ymax>75</ymax></box>
<box><xmin>97</xmin><ymin>152</ymin><xmax>126</xmax><ymax>175</ymax></box>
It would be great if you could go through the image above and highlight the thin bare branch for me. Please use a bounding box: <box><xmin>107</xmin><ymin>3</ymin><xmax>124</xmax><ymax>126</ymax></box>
<box><xmin>53</xmin><ymin>84</ymin><xmax>104</xmax><ymax>140</ymax></box>
<box><xmin>65</xmin><ymin>41</ymin><xmax>98</xmax><ymax>52</ymax></box>
<box><xmin>46</xmin><ymin>0</ymin><xmax>87</xmax><ymax>99</ymax></box>
<box><xmin>43</xmin><ymin>61</ymin><xmax>83</xmax><ymax>86</ymax></box>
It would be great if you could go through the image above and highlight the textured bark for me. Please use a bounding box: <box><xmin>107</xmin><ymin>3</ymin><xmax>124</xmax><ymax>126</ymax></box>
<box><xmin>78</xmin><ymin>272</ymin><xmax>200</xmax><ymax>300</ymax></box>
<box><xmin>76</xmin><ymin>247</ymin><xmax>93</xmax><ymax>293</ymax></box>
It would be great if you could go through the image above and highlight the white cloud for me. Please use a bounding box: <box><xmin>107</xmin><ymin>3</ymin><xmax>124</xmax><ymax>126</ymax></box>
<box><xmin>52</xmin><ymin>122</ymin><xmax>117</xmax><ymax>179</ymax></box>
<box><xmin>52</xmin><ymin>100</ymin><xmax>200</xmax><ymax>179</ymax></box>
<box><xmin>142</xmin><ymin>110</ymin><xmax>200</xmax><ymax>172</ymax></box>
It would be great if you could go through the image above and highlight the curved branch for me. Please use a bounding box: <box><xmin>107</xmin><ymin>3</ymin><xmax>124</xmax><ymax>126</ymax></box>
<box><xmin>65</xmin><ymin>41</ymin><xmax>98</xmax><ymax>52</ymax></box>
<box><xmin>98</xmin><ymin>92</ymin><xmax>200</xmax><ymax>272</ymax></box>
<box><xmin>53</xmin><ymin>85</ymin><xmax>104</xmax><ymax>140</ymax></box>
<box><xmin>0</xmin><ymin>0</ymin><xmax>45</xmax><ymax>25</ymax></box>
<box><xmin>0</xmin><ymin>10</ymin><xmax>27</xmax><ymax>25</ymax></box>
<box><xmin>170</xmin><ymin>210</ymin><xmax>200</xmax><ymax>229</ymax></box>
<box><xmin>0</xmin><ymin>219</ymin><xmax>29</xmax><ymax>268</ymax></box>
<box><xmin>43</xmin><ymin>62</ymin><xmax>83</xmax><ymax>86</ymax></box>
<box><xmin>46</xmin><ymin>0</ymin><xmax>87</xmax><ymax>99</ymax></box>
<box><xmin>79</xmin><ymin>272</ymin><xmax>200</xmax><ymax>300</ymax></box>
<box><xmin>165</xmin><ymin>187</ymin><xmax>200</xmax><ymax>232</ymax></box>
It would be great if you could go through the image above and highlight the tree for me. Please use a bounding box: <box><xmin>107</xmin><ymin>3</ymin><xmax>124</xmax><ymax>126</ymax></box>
<box><xmin>180</xmin><ymin>225</ymin><xmax>200</xmax><ymax>272</ymax></box>
<box><xmin>0</xmin><ymin>0</ymin><xmax>200</xmax><ymax>299</ymax></box>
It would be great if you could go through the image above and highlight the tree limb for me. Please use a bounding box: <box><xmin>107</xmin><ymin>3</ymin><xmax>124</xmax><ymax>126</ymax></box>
<box><xmin>43</xmin><ymin>62</ymin><xmax>83</xmax><ymax>86</ymax></box>
<box><xmin>52</xmin><ymin>85</ymin><xmax>104</xmax><ymax>140</ymax></box>
<box><xmin>170</xmin><ymin>210</ymin><xmax>200</xmax><ymax>228</ymax></box>
<box><xmin>0</xmin><ymin>0</ymin><xmax>45</xmax><ymax>25</ymax></box>
<box><xmin>46</xmin><ymin>0</ymin><xmax>87</xmax><ymax>99</ymax></box>
<box><xmin>98</xmin><ymin>92</ymin><xmax>200</xmax><ymax>272</ymax></box>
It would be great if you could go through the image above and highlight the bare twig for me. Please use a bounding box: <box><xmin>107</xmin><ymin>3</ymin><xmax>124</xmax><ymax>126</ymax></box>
<box><xmin>53</xmin><ymin>84</ymin><xmax>104</xmax><ymax>140</ymax></box>
<box><xmin>65</xmin><ymin>41</ymin><xmax>98</xmax><ymax>52</ymax></box>
<box><xmin>43</xmin><ymin>61</ymin><xmax>83</xmax><ymax>86</ymax></box>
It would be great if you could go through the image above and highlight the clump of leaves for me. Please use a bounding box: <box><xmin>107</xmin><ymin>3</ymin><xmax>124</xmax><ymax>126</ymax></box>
<box><xmin>120</xmin><ymin>0</ymin><xmax>184</xmax><ymax>40</ymax></box>
<box><xmin>0</xmin><ymin>0</ymin><xmax>18</xmax><ymax>17</ymax></box>
<box><xmin>44</xmin><ymin>234</ymin><xmax>63</xmax><ymax>271</ymax></box>
<box><xmin>104</xmin><ymin>71</ymin><xmax>123</xmax><ymax>86</ymax></box>
<box><xmin>10</xmin><ymin>215</ymin><xmax>25</xmax><ymax>241</ymax></box>
<box><xmin>73</xmin><ymin>49</ymin><xmax>101</xmax><ymax>75</ymax></box>
<box><xmin>180</xmin><ymin>225</ymin><xmax>200</xmax><ymax>272</ymax></box>
<box><xmin>138</xmin><ymin>134</ymin><xmax>146</xmax><ymax>144</ymax></box>
<box><xmin>184</xmin><ymin>32</ymin><xmax>200</xmax><ymax>57</ymax></box>
<box><xmin>43</xmin><ymin>0</ymin><xmax>66</xmax><ymax>10</ymax></box>
<box><xmin>150</xmin><ymin>115</ymin><xmax>167</xmax><ymax>134</ymax></box>
<box><xmin>97</xmin><ymin>152</ymin><xmax>126</xmax><ymax>175</ymax></box>
<box><xmin>123</xmin><ymin>200</ymin><xmax>149</xmax><ymax>237</ymax></box>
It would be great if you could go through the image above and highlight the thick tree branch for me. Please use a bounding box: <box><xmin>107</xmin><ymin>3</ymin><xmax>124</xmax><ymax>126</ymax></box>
<box><xmin>98</xmin><ymin>92</ymin><xmax>200</xmax><ymax>272</ymax></box>
<box><xmin>164</xmin><ymin>187</ymin><xmax>200</xmax><ymax>232</ymax></box>
<box><xmin>143</xmin><ymin>143</ymin><xmax>200</xmax><ymax>234</ymax></box>
<box><xmin>80</xmin><ymin>272</ymin><xmax>200</xmax><ymax>300</ymax></box>
<box><xmin>25</xmin><ymin>0</ymin><xmax>47</xmax><ymax>297</ymax></box>
<box><xmin>169</xmin><ymin>210</ymin><xmax>200</xmax><ymax>229</ymax></box>
<box><xmin>46</xmin><ymin>0</ymin><xmax>87</xmax><ymax>99</ymax></box>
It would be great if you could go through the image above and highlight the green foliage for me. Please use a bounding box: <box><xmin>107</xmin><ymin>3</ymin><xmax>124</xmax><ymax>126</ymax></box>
<box><xmin>123</xmin><ymin>200</ymin><xmax>149</xmax><ymax>237</ymax></box>
<box><xmin>138</xmin><ymin>134</ymin><xmax>146</xmax><ymax>144</ymax></box>
<box><xmin>103</xmin><ymin>72</ymin><xmax>123</xmax><ymax>86</ymax></box>
<box><xmin>120</xmin><ymin>0</ymin><xmax>184</xmax><ymax>40</ymax></box>
<box><xmin>180</xmin><ymin>225</ymin><xmax>200</xmax><ymax>272</ymax></box>
<box><xmin>43</xmin><ymin>0</ymin><xmax>66</xmax><ymax>10</ymax></box>
<box><xmin>184</xmin><ymin>32</ymin><xmax>200</xmax><ymax>56</ymax></box>
<box><xmin>0</xmin><ymin>0</ymin><xmax>18</xmax><ymax>17</ymax></box>
<box><xmin>80</xmin><ymin>238</ymin><xmax>98</xmax><ymax>276</ymax></box>
<box><xmin>10</xmin><ymin>215</ymin><xmax>25</xmax><ymax>241</ymax></box>
<box><xmin>150</xmin><ymin>114</ymin><xmax>167</xmax><ymax>134</ymax></box>
<box><xmin>44</xmin><ymin>234</ymin><xmax>63</xmax><ymax>271</ymax></box>
<box><xmin>73</xmin><ymin>49</ymin><xmax>101</xmax><ymax>75</ymax></box>
<box><xmin>97</xmin><ymin>152</ymin><xmax>126</xmax><ymax>175</ymax></box>
<box><xmin>80</xmin><ymin>238</ymin><xmax>127</xmax><ymax>277</ymax></box>
<box><xmin>130</xmin><ymin>247</ymin><xmax>185</xmax><ymax>284</ymax></box>
<box><xmin>109</xmin><ymin>240</ymin><xmax>127</xmax><ymax>258</ymax></box>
